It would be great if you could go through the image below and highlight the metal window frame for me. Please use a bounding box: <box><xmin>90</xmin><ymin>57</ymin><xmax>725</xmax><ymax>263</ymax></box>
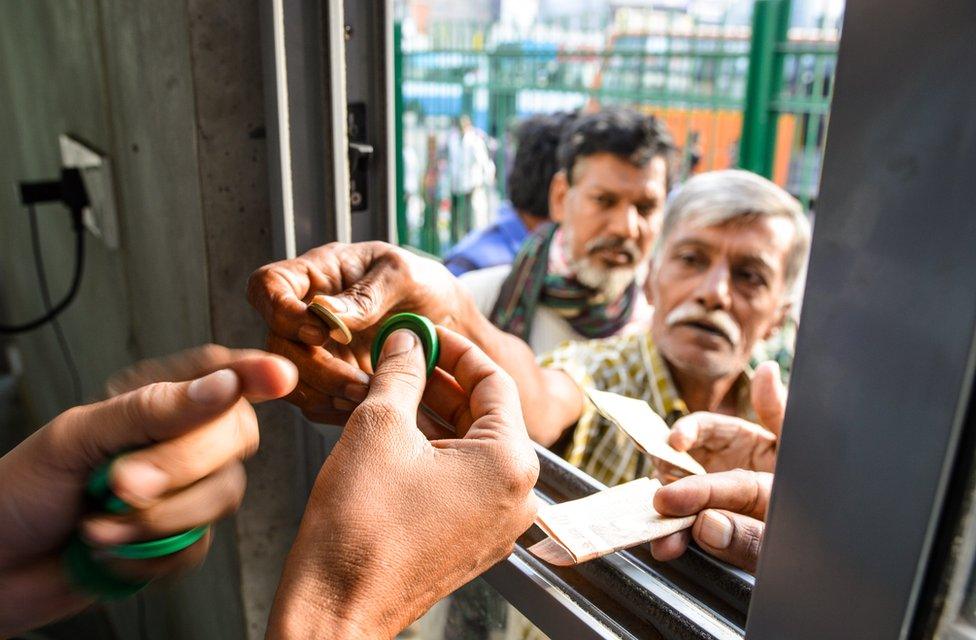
<box><xmin>261</xmin><ymin>0</ymin><xmax>351</xmax><ymax>258</ymax></box>
<box><xmin>745</xmin><ymin>1</ymin><xmax>976</xmax><ymax>638</ymax></box>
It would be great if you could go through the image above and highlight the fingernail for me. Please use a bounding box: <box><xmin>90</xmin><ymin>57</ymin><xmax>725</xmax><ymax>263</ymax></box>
<box><xmin>380</xmin><ymin>329</ymin><xmax>416</xmax><ymax>359</ymax></box>
<box><xmin>321</xmin><ymin>295</ymin><xmax>348</xmax><ymax>315</ymax></box>
<box><xmin>344</xmin><ymin>382</ymin><xmax>369</xmax><ymax>402</ymax></box>
<box><xmin>334</xmin><ymin>398</ymin><xmax>358</xmax><ymax>411</ymax></box>
<box><xmin>113</xmin><ymin>459</ymin><xmax>169</xmax><ymax>501</ymax></box>
<box><xmin>187</xmin><ymin>369</ymin><xmax>239</xmax><ymax>405</ymax></box>
<box><xmin>699</xmin><ymin>510</ymin><xmax>733</xmax><ymax>549</ymax></box>
<box><xmin>298</xmin><ymin>324</ymin><xmax>326</xmax><ymax>344</ymax></box>
<box><xmin>82</xmin><ymin>518</ymin><xmax>134</xmax><ymax>546</ymax></box>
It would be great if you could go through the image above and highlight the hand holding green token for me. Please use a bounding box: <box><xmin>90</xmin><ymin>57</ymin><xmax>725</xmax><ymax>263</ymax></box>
<box><xmin>64</xmin><ymin>458</ymin><xmax>211</xmax><ymax>598</ymax></box>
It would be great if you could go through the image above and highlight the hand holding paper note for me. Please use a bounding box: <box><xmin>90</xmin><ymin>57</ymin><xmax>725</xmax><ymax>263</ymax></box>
<box><xmin>528</xmin><ymin>477</ymin><xmax>696</xmax><ymax>565</ymax></box>
<box><xmin>584</xmin><ymin>388</ymin><xmax>706</xmax><ymax>476</ymax></box>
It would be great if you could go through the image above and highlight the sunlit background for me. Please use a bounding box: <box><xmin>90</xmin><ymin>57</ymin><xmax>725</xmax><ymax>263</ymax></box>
<box><xmin>392</xmin><ymin>0</ymin><xmax>843</xmax><ymax>254</ymax></box>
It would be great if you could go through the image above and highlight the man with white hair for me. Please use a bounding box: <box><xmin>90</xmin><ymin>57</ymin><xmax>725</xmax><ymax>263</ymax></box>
<box><xmin>538</xmin><ymin>169</ymin><xmax>811</xmax><ymax>484</ymax></box>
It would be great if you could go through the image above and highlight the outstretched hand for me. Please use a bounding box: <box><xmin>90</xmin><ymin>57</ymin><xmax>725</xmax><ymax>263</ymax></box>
<box><xmin>650</xmin><ymin>470</ymin><xmax>772</xmax><ymax>573</ymax></box>
<box><xmin>655</xmin><ymin>361</ymin><xmax>786</xmax><ymax>482</ymax></box>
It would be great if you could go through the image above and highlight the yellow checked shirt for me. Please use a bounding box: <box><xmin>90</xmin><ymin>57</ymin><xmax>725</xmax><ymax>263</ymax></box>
<box><xmin>539</xmin><ymin>331</ymin><xmax>754</xmax><ymax>487</ymax></box>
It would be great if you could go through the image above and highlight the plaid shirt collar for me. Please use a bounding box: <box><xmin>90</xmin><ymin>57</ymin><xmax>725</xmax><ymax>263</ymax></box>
<box><xmin>642</xmin><ymin>332</ymin><xmax>754</xmax><ymax>426</ymax></box>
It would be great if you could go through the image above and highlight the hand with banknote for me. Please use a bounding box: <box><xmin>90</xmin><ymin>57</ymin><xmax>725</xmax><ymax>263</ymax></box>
<box><xmin>654</xmin><ymin>361</ymin><xmax>786</xmax><ymax>483</ymax></box>
<box><xmin>650</xmin><ymin>470</ymin><xmax>772</xmax><ymax>573</ymax></box>
<box><xmin>267</xmin><ymin>326</ymin><xmax>539</xmax><ymax>639</ymax></box>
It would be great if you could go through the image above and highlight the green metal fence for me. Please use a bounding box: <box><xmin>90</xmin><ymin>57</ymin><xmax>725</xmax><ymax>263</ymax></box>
<box><xmin>394</xmin><ymin>1</ymin><xmax>839</xmax><ymax>256</ymax></box>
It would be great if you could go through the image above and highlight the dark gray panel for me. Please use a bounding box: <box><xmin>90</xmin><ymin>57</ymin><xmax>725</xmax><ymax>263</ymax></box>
<box><xmin>747</xmin><ymin>2</ymin><xmax>976</xmax><ymax>639</ymax></box>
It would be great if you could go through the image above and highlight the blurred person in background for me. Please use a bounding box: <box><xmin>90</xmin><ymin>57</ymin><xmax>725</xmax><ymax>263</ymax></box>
<box><xmin>447</xmin><ymin>114</ymin><xmax>495</xmax><ymax>245</ymax></box>
<box><xmin>443</xmin><ymin>111</ymin><xmax>575</xmax><ymax>276</ymax></box>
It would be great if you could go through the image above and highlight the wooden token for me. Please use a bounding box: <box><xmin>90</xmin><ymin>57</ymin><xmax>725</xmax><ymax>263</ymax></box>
<box><xmin>307</xmin><ymin>295</ymin><xmax>353</xmax><ymax>345</ymax></box>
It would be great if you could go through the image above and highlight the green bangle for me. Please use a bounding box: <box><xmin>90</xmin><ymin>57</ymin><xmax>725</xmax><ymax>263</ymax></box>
<box><xmin>370</xmin><ymin>313</ymin><xmax>440</xmax><ymax>378</ymax></box>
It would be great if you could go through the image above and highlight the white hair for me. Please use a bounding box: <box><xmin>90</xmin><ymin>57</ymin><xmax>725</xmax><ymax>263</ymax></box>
<box><xmin>653</xmin><ymin>169</ymin><xmax>812</xmax><ymax>293</ymax></box>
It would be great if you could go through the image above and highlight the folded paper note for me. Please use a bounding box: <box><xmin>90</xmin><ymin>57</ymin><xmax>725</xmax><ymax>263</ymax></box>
<box><xmin>528</xmin><ymin>477</ymin><xmax>696</xmax><ymax>565</ymax></box>
<box><xmin>584</xmin><ymin>388</ymin><xmax>706</xmax><ymax>476</ymax></box>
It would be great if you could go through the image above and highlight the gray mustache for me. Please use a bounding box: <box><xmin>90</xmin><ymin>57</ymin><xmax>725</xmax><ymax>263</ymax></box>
<box><xmin>665</xmin><ymin>303</ymin><xmax>742</xmax><ymax>347</ymax></box>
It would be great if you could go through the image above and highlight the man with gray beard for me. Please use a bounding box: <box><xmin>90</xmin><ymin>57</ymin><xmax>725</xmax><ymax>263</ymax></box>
<box><xmin>461</xmin><ymin>108</ymin><xmax>674</xmax><ymax>354</ymax></box>
<box><xmin>539</xmin><ymin>169</ymin><xmax>810</xmax><ymax>485</ymax></box>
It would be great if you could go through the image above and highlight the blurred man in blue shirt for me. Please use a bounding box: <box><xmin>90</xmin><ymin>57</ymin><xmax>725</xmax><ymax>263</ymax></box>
<box><xmin>443</xmin><ymin>112</ymin><xmax>573</xmax><ymax>276</ymax></box>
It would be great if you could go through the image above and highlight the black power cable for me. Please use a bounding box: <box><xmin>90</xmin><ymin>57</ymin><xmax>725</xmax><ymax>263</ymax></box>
<box><xmin>27</xmin><ymin>204</ymin><xmax>83</xmax><ymax>404</ymax></box>
<box><xmin>0</xmin><ymin>168</ymin><xmax>87</xmax><ymax>334</ymax></box>
<box><xmin>0</xmin><ymin>213</ymin><xmax>86</xmax><ymax>334</ymax></box>
<box><xmin>1</xmin><ymin>168</ymin><xmax>89</xmax><ymax>404</ymax></box>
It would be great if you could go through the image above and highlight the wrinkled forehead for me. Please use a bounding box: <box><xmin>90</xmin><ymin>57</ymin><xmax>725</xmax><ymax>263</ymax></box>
<box><xmin>571</xmin><ymin>153</ymin><xmax>668</xmax><ymax>194</ymax></box>
<box><xmin>660</xmin><ymin>213</ymin><xmax>797</xmax><ymax>265</ymax></box>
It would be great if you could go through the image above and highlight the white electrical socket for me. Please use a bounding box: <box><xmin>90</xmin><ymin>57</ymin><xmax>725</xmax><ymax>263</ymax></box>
<box><xmin>59</xmin><ymin>134</ymin><xmax>119</xmax><ymax>249</ymax></box>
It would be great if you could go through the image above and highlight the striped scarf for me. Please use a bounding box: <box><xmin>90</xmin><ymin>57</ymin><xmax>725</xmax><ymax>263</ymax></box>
<box><xmin>489</xmin><ymin>223</ymin><xmax>637</xmax><ymax>342</ymax></box>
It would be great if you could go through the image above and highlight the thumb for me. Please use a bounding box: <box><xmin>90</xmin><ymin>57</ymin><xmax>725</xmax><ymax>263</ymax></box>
<box><xmin>318</xmin><ymin>260</ymin><xmax>404</xmax><ymax>334</ymax></box>
<box><xmin>692</xmin><ymin>509</ymin><xmax>766</xmax><ymax>573</ymax></box>
<box><xmin>751</xmin><ymin>361</ymin><xmax>787</xmax><ymax>435</ymax></box>
<box><xmin>57</xmin><ymin>369</ymin><xmax>246</xmax><ymax>472</ymax></box>
<box><xmin>354</xmin><ymin>330</ymin><xmax>427</xmax><ymax>434</ymax></box>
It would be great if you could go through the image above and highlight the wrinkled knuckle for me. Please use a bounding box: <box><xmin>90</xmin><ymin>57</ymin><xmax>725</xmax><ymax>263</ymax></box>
<box><xmin>270</xmin><ymin>303</ymin><xmax>295</xmax><ymax>333</ymax></box>
<box><xmin>219</xmin><ymin>464</ymin><xmax>248</xmax><ymax>512</ymax></box>
<box><xmin>352</xmin><ymin>399</ymin><xmax>409</xmax><ymax>431</ymax></box>
<box><xmin>343</xmin><ymin>283</ymin><xmax>378</xmax><ymax>317</ymax></box>
<box><xmin>196</xmin><ymin>343</ymin><xmax>230</xmax><ymax>365</ymax></box>
<box><xmin>743</xmin><ymin>524</ymin><xmax>764</xmax><ymax>563</ymax></box>
<box><xmin>246</xmin><ymin>265</ymin><xmax>271</xmax><ymax>301</ymax></box>
<box><xmin>127</xmin><ymin>382</ymin><xmax>175</xmax><ymax>426</ymax></box>
<box><xmin>380</xmin><ymin>248</ymin><xmax>409</xmax><ymax>272</ymax></box>
<box><xmin>376</xmin><ymin>362</ymin><xmax>425</xmax><ymax>390</ymax></box>
<box><xmin>232</xmin><ymin>405</ymin><xmax>261</xmax><ymax>459</ymax></box>
<box><xmin>491</xmin><ymin>447</ymin><xmax>538</xmax><ymax>498</ymax></box>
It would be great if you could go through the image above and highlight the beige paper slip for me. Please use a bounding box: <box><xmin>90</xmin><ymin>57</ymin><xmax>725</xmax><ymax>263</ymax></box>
<box><xmin>584</xmin><ymin>388</ymin><xmax>706</xmax><ymax>476</ymax></box>
<box><xmin>528</xmin><ymin>477</ymin><xmax>696</xmax><ymax>566</ymax></box>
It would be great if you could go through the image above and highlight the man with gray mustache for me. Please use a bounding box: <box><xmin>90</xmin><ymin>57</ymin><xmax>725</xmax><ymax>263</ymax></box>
<box><xmin>461</xmin><ymin>108</ymin><xmax>674</xmax><ymax>354</ymax></box>
<box><xmin>540</xmin><ymin>169</ymin><xmax>809</xmax><ymax>485</ymax></box>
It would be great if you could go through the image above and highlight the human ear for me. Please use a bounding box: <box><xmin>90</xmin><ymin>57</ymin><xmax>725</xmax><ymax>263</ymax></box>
<box><xmin>549</xmin><ymin>171</ymin><xmax>569</xmax><ymax>224</ymax></box>
<box><xmin>763</xmin><ymin>301</ymin><xmax>792</xmax><ymax>341</ymax></box>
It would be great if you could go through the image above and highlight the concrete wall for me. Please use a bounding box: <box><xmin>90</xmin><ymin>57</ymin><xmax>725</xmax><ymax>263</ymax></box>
<box><xmin>0</xmin><ymin>1</ymin><xmax>302</xmax><ymax>637</ymax></box>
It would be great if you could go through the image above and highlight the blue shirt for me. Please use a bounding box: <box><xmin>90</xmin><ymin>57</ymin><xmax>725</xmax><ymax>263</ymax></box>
<box><xmin>443</xmin><ymin>202</ymin><xmax>531</xmax><ymax>276</ymax></box>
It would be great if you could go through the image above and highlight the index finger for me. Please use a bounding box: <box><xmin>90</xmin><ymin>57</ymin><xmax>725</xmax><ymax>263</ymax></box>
<box><xmin>247</xmin><ymin>258</ymin><xmax>319</xmax><ymax>343</ymax></box>
<box><xmin>430</xmin><ymin>326</ymin><xmax>524</xmax><ymax>440</ymax></box>
<box><xmin>107</xmin><ymin>346</ymin><xmax>297</xmax><ymax>403</ymax></box>
<box><xmin>668</xmin><ymin>412</ymin><xmax>776</xmax><ymax>452</ymax></box>
<box><xmin>653</xmin><ymin>470</ymin><xmax>772</xmax><ymax>520</ymax></box>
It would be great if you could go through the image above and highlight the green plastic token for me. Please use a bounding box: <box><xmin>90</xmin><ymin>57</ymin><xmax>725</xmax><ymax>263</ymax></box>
<box><xmin>106</xmin><ymin>525</ymin><xmax>209</xmax><ymax>560</ymax></box>
<box><xmin>370</xmin><ymin>313</ymin><xmax>440</xmax><ymax>378</ymax></box>
<box><xmin>65</xmin><ymin>458</ymin><xmax>212</xmax><ymax>597</ymax></box>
